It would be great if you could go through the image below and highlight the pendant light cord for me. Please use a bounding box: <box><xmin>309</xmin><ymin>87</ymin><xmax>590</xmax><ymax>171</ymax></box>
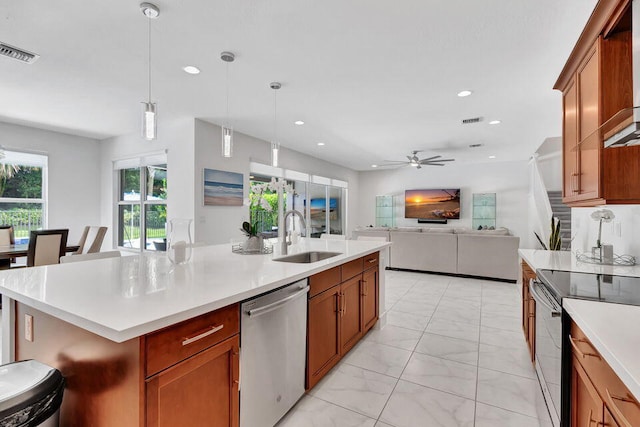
<box><xmin>148</xmin><ymin>16</ymin><xmax>152</xmax><ymax>103</ymax></box>
<box><xmin>226</xmin><ymin>62</ymin><xmax>230</xmax><ymax>125</ymax></box>
<box><xmin>273</xmin><ymin>88</ymin><xmax>277</xmax><ymax>143</ymax></box>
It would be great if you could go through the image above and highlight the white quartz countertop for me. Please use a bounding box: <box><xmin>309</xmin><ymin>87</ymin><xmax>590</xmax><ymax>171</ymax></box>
<box><xmin>0</xmin><ymin>239</ymin><xmax>388</xmax><ymax>343</ymax></box>
<box><xmin>564</xmin><ymin>298</ymin><xmax>640</xmax><ymax>400</ymax></box>
<box><xmin>519</xmin><ymin>249</ymin><xmax>640</xmax><ymax>277</ymax></box>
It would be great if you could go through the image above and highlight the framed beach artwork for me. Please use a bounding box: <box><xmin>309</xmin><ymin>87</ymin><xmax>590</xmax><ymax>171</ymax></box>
<box><xmin>203</xmin><ymin>168</ymin><xmax>243</xmax><ymax>206</ymax></box>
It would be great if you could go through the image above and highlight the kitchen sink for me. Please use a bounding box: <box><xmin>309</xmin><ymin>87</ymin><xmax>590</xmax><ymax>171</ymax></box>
<box><xmin>273</xmin><ymin>251</ymin><xmax>342</xmax><ymax>263</ymax></box>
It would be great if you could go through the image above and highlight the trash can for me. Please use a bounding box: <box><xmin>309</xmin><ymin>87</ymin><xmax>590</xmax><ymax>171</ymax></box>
<box><xmin>0</xmin><ymin>360</ymin><xmax>65</xmax><ymax>427</ymax></box>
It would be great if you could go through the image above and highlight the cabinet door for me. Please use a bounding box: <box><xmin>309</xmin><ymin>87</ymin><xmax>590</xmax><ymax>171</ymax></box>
<box><xmin>571</xmin><ymin>356</ymin><xmax>604</xmax><ymax>427</ymax></box>
<box><xmin>576</xmin><ymin>40</ymin><xmax>601</xmax><ymax>201</ymax></box>
<box><xmin>362</xmin><ymin>267</ymin><xmax>378</xmax><ymax>333</ymax></box>
<box><xmin>605</xmin><ymin>407</ymin><xmax>621</xmax><ymax>427</ymax></box>
<box><xmin>340</xmin><ymin>275</ymin><xmax>363</xmax><ymax>355</ymax></box>
<box><xmin>307</xmin><ymin>286</ymin><xmax>341</xmax><ymax>390</ymax></box>
<box><xmin>146</xmin><ymin>335</ymin><xmax>239</xmax><ymax>427</ymax></box>
<box><xmin>563</xmin><ymin>78</ymin><xmax>579</xmax><ymax>202</ymax></box>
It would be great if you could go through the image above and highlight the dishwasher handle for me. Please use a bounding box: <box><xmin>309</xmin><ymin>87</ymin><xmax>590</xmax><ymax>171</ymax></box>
<box><xmin>529</xmin><ymin>279</ymin><xmax>562</xmax><ymax>318</ymax></box>
<box><xmin>246</xmin><ymin>286</ymin><xmax>309</xmax><ymax>317</ymax></box>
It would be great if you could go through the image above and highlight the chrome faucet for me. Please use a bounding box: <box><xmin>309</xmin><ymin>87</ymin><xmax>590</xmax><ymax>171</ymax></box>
<box><xmin>281</xmin><ymin>210</ymin><xmax>306</xmax><ymax>255</ymax></box>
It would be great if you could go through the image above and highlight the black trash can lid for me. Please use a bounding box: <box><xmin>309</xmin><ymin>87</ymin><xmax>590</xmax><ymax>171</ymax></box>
<box><xmin>0</xmin><ymin>360</ymin><xmax>64</xmax><ymax>418</ymax></box>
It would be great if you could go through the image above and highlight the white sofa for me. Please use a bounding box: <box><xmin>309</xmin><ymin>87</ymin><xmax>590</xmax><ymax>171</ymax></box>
<box><xmin>352</xmin><ymin>226</ymin><xmax>520</xmax><ymax>281</ymax></box>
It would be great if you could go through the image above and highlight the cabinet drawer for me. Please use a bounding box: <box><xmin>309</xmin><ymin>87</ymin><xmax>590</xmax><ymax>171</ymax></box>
<box><xmin>342</xmin><ymin>257</ymin><xmax>364</xmax><ymax>280</ymax></box>
<box><xmin>363</xmin><ymin>252</ymin><xmax>379</xmax><ymax>270</ymax></box>
<box><xmin>309</xmin><ymin>266</ymin><xmax>341</xmax><ymax>298</ymax></box>
<box><xmin>571</xmin><ymin>322</ymin><xmax>640</xmax><ymax>426</ymax></box>
<box><xmin>145</xmin><ymin>303</ymin><xmax>239</xmax><ymax>377</ymax></box>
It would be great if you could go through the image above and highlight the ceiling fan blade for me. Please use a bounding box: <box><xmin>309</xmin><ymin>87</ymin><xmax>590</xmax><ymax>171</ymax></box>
<box><xmin>421</xmin><ymin>158</ymin><xmax>455</xmax><ymax>164</ymax></box>
<box><xmin>419</xmin><ymin>155</ymin><xmax>441</xmax><ymax>162</ymax></box>
<box><xmin>406</xmin><ymin>155</ymin><xmax>413</xmax><ymax>162</ymax></box>
<box><xmin>425</xmin><ymin>163</ymin><xmax>446</xmax><ymax>166</ymax></box>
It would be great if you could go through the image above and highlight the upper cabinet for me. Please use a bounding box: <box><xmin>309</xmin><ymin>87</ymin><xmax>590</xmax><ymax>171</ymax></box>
<box><xmin>555</xmin><ymin>0</ymin><xmax>640</xmax><ymax>206</ymax></box>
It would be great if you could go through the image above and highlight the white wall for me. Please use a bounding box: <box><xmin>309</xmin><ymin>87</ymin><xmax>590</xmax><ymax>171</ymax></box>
<box><xmin>99</xmin><ymin>118</ymin><xmax>195</xmax><ymax>249</ymax></box>
<box><xmin>571</xmin><ymin>206</ymin><xmax>640</xmax><ymax>257</ymax></box>
<box><xmin>356</xmin><ymin>160</ymin><xmax>530</xmax><ymax>247</ymax></box>
<box><xmin>194</xmin><ymin>119</ymin><xmax>359</xmax><ymax>244</ymax></box>
<box><xmin>0</xmin><ymin>121</ymin><xmax>101</xmax><ymax>243</ymax></box>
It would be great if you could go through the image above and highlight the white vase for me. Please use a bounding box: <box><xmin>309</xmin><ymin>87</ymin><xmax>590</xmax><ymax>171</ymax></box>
<box><xmin>244</xmin><ymin>236</ymin><xmax>263</xmax><ymax>252</ymax></box>
<box><xmin>167</xmin><ymin>219</ymin><xmax>193</xmax><ymax>264</ymax></box>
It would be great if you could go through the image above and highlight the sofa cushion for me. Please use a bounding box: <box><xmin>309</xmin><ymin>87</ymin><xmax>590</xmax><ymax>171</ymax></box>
<box><xmin>421</xmin><ymin>228</ymin><xmax>454</xmax><ymax>234</ymax></box>
<box><xmin>391</xmin><ymin>227</ymin><xmax>422</xmax><ymax>232</ymax></box>
<box><xmin>389</xmin><ymin>230</ymin><xmax>457</xmax><ymax>274</ymax></box>
<box><xmin>456</xmin><ymin>234</ymin><xmax>520</xmax><ymax>280</ymax></box>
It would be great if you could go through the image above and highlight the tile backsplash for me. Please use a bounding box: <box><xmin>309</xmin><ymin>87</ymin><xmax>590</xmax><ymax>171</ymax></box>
<box><xmin>571</xmin><ymin>205</ymin><xmax>640</xmax><ymax>258</ymax></box>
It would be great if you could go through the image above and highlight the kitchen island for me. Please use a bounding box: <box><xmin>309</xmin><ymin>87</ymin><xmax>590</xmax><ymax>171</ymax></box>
<box><xmin>0</xmin><ymin>238</ymin><xmax>389</xmax><ymax>426</ymax></box>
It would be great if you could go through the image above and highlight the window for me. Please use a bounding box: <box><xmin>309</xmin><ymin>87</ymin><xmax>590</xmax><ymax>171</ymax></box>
<box><xmin>115</xmin><ymin>153</ymin><xmax>167</xmax><ymax>251</ymax></box>
<box><xmin>248</xmin><ymin>163</ymin><xmax>348</xmax><ymax>238</ymax></box>
<box><xmin>0</xmin><ymin>151</ymin><xmax>47</xmax><ymax>243</ymax></box>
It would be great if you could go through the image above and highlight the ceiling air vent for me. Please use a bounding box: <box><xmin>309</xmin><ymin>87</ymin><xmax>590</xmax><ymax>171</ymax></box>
<box><xmin>462</xmin><ymin>117</ymin><xmax>483</xmax><ymax>125</ymax></box>
<box><xmin>0</xmin><ymin>42</ymin><xmax>40</xmax><ymax>64</ymax></box>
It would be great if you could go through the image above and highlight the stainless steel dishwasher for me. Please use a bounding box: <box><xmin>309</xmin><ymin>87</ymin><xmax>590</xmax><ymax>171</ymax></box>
<box><xmin>240</xmin><ymin>278</ymin><xmax>309</xmax><ymax>427</ymax></box>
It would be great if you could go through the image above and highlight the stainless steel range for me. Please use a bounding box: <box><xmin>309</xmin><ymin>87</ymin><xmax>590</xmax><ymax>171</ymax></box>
<box><xmin>533</xmin><ymin>269</ymin><xmax>640</xmax><ymax>427</ymax></box>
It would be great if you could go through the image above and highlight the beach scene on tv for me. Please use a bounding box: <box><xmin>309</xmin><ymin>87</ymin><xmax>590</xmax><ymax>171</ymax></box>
<box><xmin>405</xmin><ymin>189</ymin><xmax>460</xmax><ymax>219</ymax></box>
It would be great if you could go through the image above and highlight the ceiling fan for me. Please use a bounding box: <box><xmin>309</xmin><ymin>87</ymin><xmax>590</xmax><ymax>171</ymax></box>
<box><xmin>378</xmin><ymin>150</ymin><xmax>455</xmax><ymax>169</ymax></box>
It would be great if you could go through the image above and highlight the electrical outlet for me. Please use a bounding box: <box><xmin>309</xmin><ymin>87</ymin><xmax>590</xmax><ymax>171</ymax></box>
<box><xmin>25</xmin><ymin>314</ymin><xmax>33</xmax><ymax>342</ymax></box>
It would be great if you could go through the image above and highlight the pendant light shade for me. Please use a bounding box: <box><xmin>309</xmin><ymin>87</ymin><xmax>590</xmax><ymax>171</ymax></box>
<box><xmin>221</xmin><ymin>51</ymin><xmax>235</xmax><ymax>157</ymax></box>
<box><xmin>142</xmin><ymin>102</ymin><xmax>157</xmax><ymax>141</ymax></box>
<box><xmin>271</xmin><ymin>142</ymin><xmax>280</xmax><ymax>168</ymax></box>
<box><xmin>222</xmin><ymin>126</ymin><xmax>233</xmax><ymax>157</ymax></box>
<box><xmin>270</xmin><ymin>82</ymin><xmax>281</xmax><ymax>167</ymax></box>
<box><xmin>140</xmin><ymin>2</ymin><xmax>159</xmax><ymax>141</ymax></box>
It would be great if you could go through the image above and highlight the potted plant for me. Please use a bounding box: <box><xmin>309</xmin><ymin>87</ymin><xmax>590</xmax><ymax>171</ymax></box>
<box><xmin>240</xmin><ymin>221</ymin><xmax>263</xmax><ymax>252</ymax></box>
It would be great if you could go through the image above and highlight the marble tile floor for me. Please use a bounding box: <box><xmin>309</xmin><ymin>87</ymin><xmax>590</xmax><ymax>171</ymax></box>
<box><xmin>277</xmin><ymin>270</ymin><xmax>553</xmax><ymax>427</ymax></box>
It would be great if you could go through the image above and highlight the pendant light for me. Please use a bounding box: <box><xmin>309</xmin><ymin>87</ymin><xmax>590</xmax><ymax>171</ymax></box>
<box><xmin>221</xmin><ymin>51</ymin><xmax>235</xmax><ymax>157</ymax></box>
<box><xmin>140</xmin><ymin>2</ymin><xmax>159</xmax><ymax>141</ymax></box>
<box><xmin>270</xmin><ymin>82</ymin><xmax>281</xmax><ymax>167</ymax></box>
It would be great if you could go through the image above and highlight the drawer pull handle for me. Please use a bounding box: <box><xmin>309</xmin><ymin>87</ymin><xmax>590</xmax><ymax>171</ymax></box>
<box><xmin>569</xmin><ymin>335</ymin><xmax>600</xmax><ymax>359</ymax></box>
<box><xmin>182</xmin><ymin>324</ymin><xmax>224</xmax><ymax>346</ymax></box>
<box><xmin>367</xmin><ymin>258</ymin><xmax>376</xmax><ymax>264</ymax></box>
<box><xmin>606</xmin><ymin>388</ymin><xmax>637</xmax><ymax>427</ymax></box>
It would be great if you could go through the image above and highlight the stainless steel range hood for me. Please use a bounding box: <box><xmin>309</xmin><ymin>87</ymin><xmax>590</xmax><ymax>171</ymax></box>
<box><xmin>604</xmin><ymin>0</ymin><xmax>640</xmax><ymax>148</ymax></box>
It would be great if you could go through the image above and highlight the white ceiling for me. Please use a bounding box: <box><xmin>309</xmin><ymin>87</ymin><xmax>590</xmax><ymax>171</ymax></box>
<box><xmin>0</xmin><ymin>0</ymin><xmax>598</xmax><ymax>170</ymax></box>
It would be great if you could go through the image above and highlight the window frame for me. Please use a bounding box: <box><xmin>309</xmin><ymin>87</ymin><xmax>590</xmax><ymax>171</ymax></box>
<box><xmin>0</xmin><ymin>151</ymin><xmax>48</xmax><ymax>242</ymax></box>
<box><xmin>114</xmin><ymin>153</ymin><xmax>167</xmax><ymax>252</ymax></box>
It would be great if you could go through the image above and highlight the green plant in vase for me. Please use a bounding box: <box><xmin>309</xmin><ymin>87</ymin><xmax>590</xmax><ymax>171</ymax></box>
<box><xmin>534</xmin><ymin>217</ymin><xmax>562</xmax><ymax>251</ymax></box>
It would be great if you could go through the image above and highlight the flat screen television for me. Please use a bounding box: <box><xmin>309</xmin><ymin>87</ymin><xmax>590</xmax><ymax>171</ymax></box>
<box><xmin>405</xmin><ymin>189</ymin><xmax>460</xmax><ymax>219</ymax></box>
<box><xmin>305</xmin><ymin>198</ymin><xmax>338</xmax><ymax>220</ymax></box>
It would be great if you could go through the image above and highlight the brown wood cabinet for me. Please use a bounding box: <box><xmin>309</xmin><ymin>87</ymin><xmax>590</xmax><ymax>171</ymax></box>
<box><xmin>15</xmin><ymin>301</ymin><xmax>240</xmax><ymax>427</ymax></box>
<box><xmin>362</xmin><ymin>266</ymin><xmax>379</xmax><ymax>332</ymax></box>
<box><xmin>146</xmin><ymin>335</ymin><xmax>239</xmax><ymax>427</ymax></box>
<box><xmin>307</xmin><ymin>283</ymin><xmax>342</xmax><ymax>388</ymax></box>
<box><xmin>570</xmin><ymin>321</ymin><xmax>640</xmax><ymax>427</ymax></box>
<box><xmin>555</xmin><ymin>0</ymin><xmax>638</xmax><ymax>207</ymax></box>
<box><xmin>521</xmin><ymin>260</ymin><xmax>536</xmax><ymax>363</ymax></box>
<box><xmin>307</xmin><ymin>252</ymin><xmax>380</xmax><ymax>390</ymax></box>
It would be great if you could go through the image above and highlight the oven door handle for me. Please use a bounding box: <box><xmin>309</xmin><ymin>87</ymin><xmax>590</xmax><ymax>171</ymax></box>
<box><xmin>529</xmin><ymin>280</ymin><xmax>562</xmax><ymax>318</ymax></box>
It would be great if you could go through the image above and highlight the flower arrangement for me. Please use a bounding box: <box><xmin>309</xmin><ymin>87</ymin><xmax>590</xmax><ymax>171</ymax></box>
<box><xmin>250</xmin><ymin>177</ymin><xmax>295</xmax><ymax>212</ymax></box>
<box><xmin>590</xmin><ymin>209</ymin><xmax>615</xmax><ymax>248</ymax></box>
<box><xmin>243</xmin><ymin>178</ymin><xmax>296</xmax><ymax>238</ymax></box>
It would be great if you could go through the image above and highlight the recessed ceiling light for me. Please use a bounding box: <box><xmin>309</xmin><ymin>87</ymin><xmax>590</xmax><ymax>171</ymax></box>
<box><xmin>317</xmin><ymin>142</ymin><xmax>325</xmax><ymax>146</ymax></box>
<box><xmin>489</xmin><ymin>155</ymin><xmax>496</xmax><ymax>159</ymax></box>
<box><xmin>371</xmin><ymin>164</ymin><xmax>378</xmax><ymax>168</ymax></box>
<box><xmin>183</xmin><ymin>66</ymin><xmax>200</xmax><ymax>75</ymax></box>
<box><xmin>294</xmin><ymin>120</ymin><xmax>305</xmax><ymax>125</ymax></box>
<box><xmin>457</xmin><ymin>90</ymin><xmax>472</xmax><ymax>97</ymax></box>
<box><xmin>489</xmin><ymin>120</ymin><xmax>501</xmax><ymax>125</ymax></box>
